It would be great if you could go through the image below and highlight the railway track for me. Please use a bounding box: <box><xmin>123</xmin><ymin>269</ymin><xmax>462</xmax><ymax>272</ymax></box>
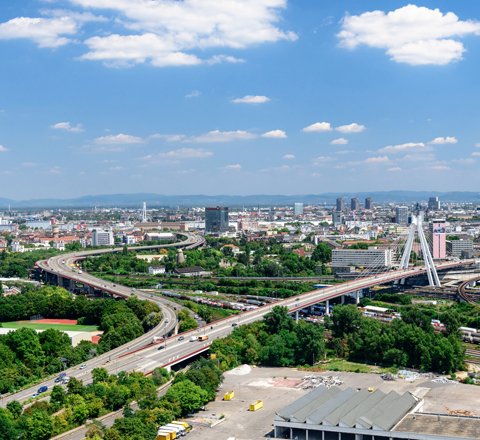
<box><xmin>464</xmin><ymin>348</ymin><xmax>480</xmax><ymax>365</ymax></box>
<box><xmin>457</xmin><ymin>277</ymin><xmax>480</xmax><ymax>305</ymax></box>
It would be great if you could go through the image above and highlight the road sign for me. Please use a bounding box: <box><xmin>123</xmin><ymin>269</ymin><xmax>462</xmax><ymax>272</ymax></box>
<box><xmin>210</xmin><ymin>354</ymin><xmax>216</xmax><ymax>359</ymax></box>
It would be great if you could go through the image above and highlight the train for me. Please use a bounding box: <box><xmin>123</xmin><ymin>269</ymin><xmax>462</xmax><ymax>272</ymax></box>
<box><xmin>460</xmin><ymin>327</ymin><xmax>480</xmax><ymax>344</ymax></box>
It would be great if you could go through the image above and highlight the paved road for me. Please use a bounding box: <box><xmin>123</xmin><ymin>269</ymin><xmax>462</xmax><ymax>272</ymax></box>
<box><xmin>6</xmin><ymin>243</ymin><xmax>472</xmax><ymax>407</ymax></box>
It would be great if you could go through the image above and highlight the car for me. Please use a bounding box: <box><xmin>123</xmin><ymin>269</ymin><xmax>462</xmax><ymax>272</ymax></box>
<box><xmin>178</xmin><ymin>336</ymin><xmax>184</xmax><ymax>341</ymax></box>
<box><xmin>113</xmin><ymin>284</ymin><xmax>116</xmax><ymax>287</ymax></box>
<box><xmin>232</xmin><ymin>323</ymin><xmax>238</xmax><ymax>327</ymax></box>
<box><xmin>190</xmin><ymin>336</ymin><xmax>198</xmax><ymax>342</ymax></box>
<box><xmin>31</xmin><ymin>393</ymin><xmax>38</xmax><ymax>398</ymax></box>
<box><xmin>158</xmin><ymin>345</ymin><xmax>165</xmax><ymax>350</ymax></box>
<box><xmin>151</xmin><ymin>294</ymin><xmax>153</xmax><ymax>297</ymax></box>
<box><xmin>80</xmin><ymin>364</ymin><xmax>87</xmax><ymax>370</ymax></box>
<box><xmin>132</xmin><ymin>288</ymin><xmax>136</xmax><ymax>291</ymax></box>
<box><xmin>54</xmin><ymin>377</ymin><xmax>62</xmax><ymax>383</ymax></box>
<box><xmin>38</xmin><ymin>386</ymin><xmax>48</xmax><ymax>393</ymax></box>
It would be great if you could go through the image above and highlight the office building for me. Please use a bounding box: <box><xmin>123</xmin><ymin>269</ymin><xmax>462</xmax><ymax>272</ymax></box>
<box><xmin>428</xmin><ymin>196</ymin><xmax>440</xmax><ymax>210</ymax></box>
<box><xmin>395</xmin><ymin>206</ymin><xmax>409</xmax><ymax>225</ymax></box>
<box><xmin>331</xmin><ymin>248</ymin><xmax>393</xmax><ymax>268</ymax></box>
<box><xmin>351</xmin><ymin>198</ymin><xmax>359</xmax><ymax>211</ymax></box>
<box><xmin>336</xmin><ymin>198</ymin><xmax>344</xmax><ymax>212</ymax></box>
<box><xmin>365</xmin><ymin>197</ymin><xmax>373</xmax><ymax>210</ymax></box>
<box><xmin>429</xmin><ymin>219</ymin><xmax>446</xmax><ymax>260</ymax></box>
<box><xmin>294</xmin><ymin>203</ymin><xmax>304</xmax><ymax>215</ymax></box>
<box><xmin>205</xmin><ymin>207</ymin><xmax>229</xmax><ymax>232</ymax></box>
<box><xmin>447</xmin><ymin>239</ymin><xmax>473</xmax><ymax>257</ymax></box>
<box><xmin>91</xmin><ymin>230</ymin><xmax>114</xmax><ymax>246</ymax></box>
<box><xmin>332</xmin><ymin>212</ymin><xmax>342</xmax><ymax>225</ymax></box>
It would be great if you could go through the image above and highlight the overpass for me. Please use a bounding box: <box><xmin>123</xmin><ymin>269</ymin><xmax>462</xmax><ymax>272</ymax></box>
<box><xmin>5</xmin><ymin>248</ymin><xmax>474</xmax><ymax>406</ymax></box>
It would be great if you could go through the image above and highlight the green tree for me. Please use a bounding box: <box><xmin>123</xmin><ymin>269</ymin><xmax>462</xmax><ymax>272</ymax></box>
<box><xmin>25</xmin><ymin>410</ymin><xmax>54</xmax><ymax>440</ymax></box>
<box><xmin>0</xmin><ymin>414</ymin><xmax>20</xmax><ymax>440</ymax></box>
<box><xmin>311</xmin><ymin>243</ymin><xmax>332</xmax><ymax>263</ymax></box>
<box><xmin>67</xmin><ymin>377</ymin><xmax>85</xmax><ymax>396</ymax></box>
<box><xmin>166</xmin><ymin>380</ymin><xmax>208</xmax><ymax>414</ymax></box>
<box><xmin>92</xmin><ymin>368</ymin><xmax>109</xmax><ymax>384</ymax></box>
<box><xmin>51</xmin><ymin>385</ymin><xmax>66</xmax><ymax>406</ymax></box>
<box><xmin>442</xmin><ymin>309</ymin><xmax>461</xmax><ymax>334</ymax></box>
<box><xmin>6</xmin><ymin>401</ymin><xmax>22</xmax><ymax>419</ymax></box>
<box><xmin>39</xmin><ymin>329</ymin><xmax>71</xmax><ymax>357</ymax></box>
<box><xmin>263</xmin><ymin>306</ymin><xmax>294</xmax><ymax>335</ymax></box>
<box><xmin>331</xmin><ymin>305</ymin><xmax>363</xmax><ymax>338</ymax></box>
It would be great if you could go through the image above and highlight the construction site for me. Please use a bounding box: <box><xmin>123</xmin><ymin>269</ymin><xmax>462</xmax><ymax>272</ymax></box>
<box><xmin>186</xmin><ymin>366</ymin><xmax>480</xmax><ymax>440</ymax></box>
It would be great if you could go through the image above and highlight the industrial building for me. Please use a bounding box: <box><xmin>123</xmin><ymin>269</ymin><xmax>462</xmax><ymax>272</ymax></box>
<box><xmin>205</xmin><ymin>206</ymin><xmax>229</xmax><ymax>232</ymax></box>
<box><xmin>331</xmin><ymin>248</ymin><xmax>393</xmax><ymax>268</ymax></box>
<box><xmin>274</xmin><ymin>385</ymin><xmax>479</xmax><ymax>440</ymax></box>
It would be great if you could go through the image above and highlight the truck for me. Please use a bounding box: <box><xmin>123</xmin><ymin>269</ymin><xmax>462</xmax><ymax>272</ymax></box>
<box><xmin>164</xmin><ymin>424</ymin><xmax>186</xmax><ymax>436</ymax></box>
<box><xmin>199</xmin><ymin>335</ymin><xmax>208</xmax><ymax>341</ymax></box>
<box><xmin>152</xmin><ymin>336</ymin><xmax>165</xmax><ymax>344</ymax></box>
<box><xmin>170</xmin><ymin>421</ymin><xmax>192</xmax><ymax>433</ymax></box>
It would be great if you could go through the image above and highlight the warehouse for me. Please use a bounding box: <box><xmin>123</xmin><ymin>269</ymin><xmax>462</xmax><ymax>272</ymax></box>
<box><xmin>273</xmin><ymin>385</ymin><xmax>480</xmax><ymax>440</ymax></box>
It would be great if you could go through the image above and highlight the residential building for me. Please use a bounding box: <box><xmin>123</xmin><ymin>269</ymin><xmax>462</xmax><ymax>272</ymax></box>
<box><xmin>365</xmin><ymin>197</ymin><xmax>373</xmax><ymax>210</ymax></box>
<box><xmin>10</xmin><ymin>241</ymin><xmax>25</xmax><ymax>253</ymax></box>
<box><xmin>91</xmin><ymin>230</ymin><xmax>114</xmax><ymax>246</ymax></box>
<box><xmin>428</xmin><ymin>196</ymin><xmax>440</xmax><ymax>210</ymax></box>
<box><xmin>331</xmin><ymin>247</ymin><xmax>393</xmax><ymax>268</ymax></box>
<box><xmin>205</xmin><ymin>207</ymin><xmax>229</xmax><ymax>232</ymax></box>
<box><xmin>123</xmin><ymin>235</ymin><xmax>136</xmax><ymax>245</ymax></box>
<box><xmin>351</xmin><ymin>197</ymin><xmax>360</xmax><ymax>211</ymax></box>
<box><xmin>429</xmin><ymin>219</ymin><xmax>446</xmax><ymax>260</ymax></box>
<box><xmin>79</xmin><ymin>238</ymin><xmax>87</xmax><ymax>248</ymax></box>
<box><xmin>395</xmin><ymin>206</ymin><xmax>409</xmax><ymax>224</ymax></box>
<box><xmin>447</xmin><ymin>239</ymin><xmax>473</xmax><ymax>256</ymax></box>
<box><xmin>53</xmin><ymin>241</ymin><xmax>66</xmax><ymax>251</ymax></box>
<box><xmin>332</xmin><ymin>212</ymin><xmax>342</xmax><ymax>225</ymax></box>
<box><xmin>149</xmin><ymin>265</ymin><xmax>165</xmax><ymax>275</ymax></box>
<box><xmin>294</xmin><ymin>203</ymin><xmax>304</xmax><ymax>215</ymax></box>
<box><xmin>336</xmin><ymin>198</ymin><xmax>344</xmax><ymax>212</ymax></box>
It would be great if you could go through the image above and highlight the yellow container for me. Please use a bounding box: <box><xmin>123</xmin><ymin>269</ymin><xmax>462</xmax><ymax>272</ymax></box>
<box><xmin>224</xmin><ymin>391</ymin><xmax>234</xmax><ymax>401</ymax></box>
<box><xmin>368</xmin><ymin>387</ymin><xmax>374</xmax><ymax>392</ymax></box>
<box><xmin>157</xmin><ymin>432</ymin><xmax>171</xmax><ymax>440</ymax></box>
<box><xmin>249</xmin><ymin>400</ymin><xmax>263</xmax><ymax>411</ymax></box>
<box><xmin>171</xmin><ymin>421</ymin><xmax>191</xmax><ymax>432</ymax></box>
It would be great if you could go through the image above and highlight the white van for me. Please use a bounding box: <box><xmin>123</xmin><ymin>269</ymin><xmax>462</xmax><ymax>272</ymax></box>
<box><xmin>189</xmin><ymin>336</ymin><xmax>198</xmax><ymax>342</ymax></box>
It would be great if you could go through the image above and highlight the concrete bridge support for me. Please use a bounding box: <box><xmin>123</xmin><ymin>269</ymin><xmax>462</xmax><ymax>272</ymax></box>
<box><xmin>57</xmin><ymin>275</ymin><xmax>63</xmax><ymax>286</ymax></box>
<box><xmin>341</xmin><ymin>295</ymin><xmax>345</xmax><ymax>305</ymax></box>
<box><xmin>70</xmin><ymin>279</ymin><xmax>76</xmax><ymax>291</ymax></box>
<box><xmin>356</xmin><ymin>291</ymin><xmax>360</xmax><ymax>304</ymax></box>
<box><xmin>89</xmin><ymin>285</ymin><xmax>95</xmax><ymax>295</ymax></box>
<box><xmin>325</xmin><ymin>300</ymin><xmax>330</xmax><ymax>315</ymax></box>
<box><xmin>295</xmin><ymin>311</ymin><xmax>299</xmax><ymax>323</ymax></box>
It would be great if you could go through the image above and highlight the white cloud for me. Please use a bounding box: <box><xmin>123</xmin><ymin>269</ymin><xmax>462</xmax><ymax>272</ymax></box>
<box><xmin>348</xmin><ymin>156</ymin><xmax>390</xmax><ymax>165</ymax></box>
<box><xmin>335</xmin><ymin>150</ymin><xmax>353</xmax><ymax>154</ymax></box>
<box><xmin>378</xmin><ymin>142</ymin><xmax>432</xmax><ymax>153</ymax></box>
<box><xmin>335</xmin><ymin>123</ymin><xmax>365</xmax><ymax>133</ymax></box>
<box><xmin>0</xmin><ymin>145</ymin><xmax>8</xmax><ymax>152</ymax></box>
<box><xmin>150</xmin><ymin>134</ymin><xmax>186</xmax><ymax>142</ymax></box>
<box><xmin>109</xmin><ymin>166</ymin><xmax>125</xmax><ymax>171</ymax></box>
<box><xmin>452</xmin><ymin>158</ymin><xmax>476</xmax><ymax>164</ymax></box>
<box><xmin>302</xmin><ymin>122</ymin><xmax>332</xmax><ymax>132</ymax></box>
<box><xmin>0</xmin><ymin>16</ymin><xmax>78</xmax><ymax>48</ymax></box>
<box><xmin>185</xmin><ymin>130</ymin><xmax>257</xmax><ymax>143</ymax></box>
<box><xmin>50</xmin><ymin>121</ymin><xmax>85</xmax><ymax>133</ymax></box>
<box><xmin>156</xmin><ymin>148</ymin><xmax>213</xmax><ymax>159</ymax></box>
<box><xmin>185</xmin><ymin>90</ymin><xmax>200</xmax><ymax>98</ymax></box>
<box><xmin>428</xmin><ymin>136</ymin><xmax>458</xmax><ymax>144</ymax></box>
<box><xmin>67</xmin><ymin>0</ymin><xmax>296</xmax><ymax>67</ymax></box>
<box><xmin>283</xmin><ymin>154</ymin><xmax>295</xmax><ymax>159</ymax></box>
<box><xmin>223</xmin><ymin>164</ymin><xmax>242</xmax><ymax>170</ymax></box>
<box><xmin>21</xmin><ymin>162</ymin><xmax>37</xmax><ymax>167</ymax></box>
<box><xmin>330</xmin><ymin>138</ymin><xmax>348</xmax><ymax>145</ymax></box>
<box><xmin>48</xmin><ymin>166</ymin><xmax>63</xmax><ymax>174</ymax></box>
<box><xmin>397</xmin><ymin>153</ymin><xmax>436</xmax><ymax>162</ymax></box>
<box><xmin>94</xmin><ymin>134</ymin><xmax>144</xmax><ymax>144</ymax></box>
<box><xmin>262</xmin><ymin>130</ymin><xmax>286</xmax><ymax>138</ymax></box>
<box><xmin>476</xmin><ymin>143</ymin><xmax>480</xmax><ymax>147</ymax></box>
<box><xmin>337</xmin><ymin>5</ymin><xmax>480</xmax><ymax>65</ymax></box>
<box><xmin>231</xmin><ymin>95</ymin><xmax>270</xmax><ymax>104</ymax></box>
<box><xmin>427</xmin><ymin>165</ymin><xmax>450</xmax><ymax>170</ymax></box>
<box><xmin>388</xmin><ymin>167</ymin><xmax>402</xmax><ymax>171</ymax></box>
<box><xmin>313</xmin><ymin>156</ymin><xmax>336</xmax><ymax>164</ymax></box>
<box><xmin>472</xmin><ymin>152</ymin><xmax>480</xmax><ymax>156</ymax></box>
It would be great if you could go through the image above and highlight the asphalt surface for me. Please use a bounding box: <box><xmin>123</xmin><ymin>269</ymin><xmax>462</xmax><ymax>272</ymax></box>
<box><xmin>4</xmin><ymin>241</ymin><xmax>473</xmax><ymax>407</ymax></box>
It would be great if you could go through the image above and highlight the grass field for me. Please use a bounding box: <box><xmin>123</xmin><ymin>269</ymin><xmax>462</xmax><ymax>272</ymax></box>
<box><xmin>0</xmin><ymin>321</ymin><xmax>99</xmax><ymax>332</ymax></box>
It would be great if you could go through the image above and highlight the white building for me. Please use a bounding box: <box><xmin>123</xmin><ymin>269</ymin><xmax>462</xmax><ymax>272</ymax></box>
<box><xmin>53</xmin><ymin>241</ymin><xmax>66</xmax><ymax>251</ymax></box>
<box><xmin>149</xmin><ymin>265</ymin><xmax>166</xmax><ymax>275</ymax></box>
<box><xmin>123</xmin><ymin>235</ymin><xmax>136</xmax><ymax>245</ymax></box>
<box><xmin>91</xmin><ymin>231</ymin><xmax>114</xmax><ymax>246</ymax></box>
<box><xmin>10</xmin><ymin>241</ymin><xmax>25</xmax><ymax>253</ymax></box>
<box><xmin>332</xmin><ymin>247</ymin><xmax>393</xmax><ymax>268</ymax></box>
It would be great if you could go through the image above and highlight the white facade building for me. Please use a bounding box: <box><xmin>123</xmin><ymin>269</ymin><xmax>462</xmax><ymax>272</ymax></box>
<box><xmin>91</xmin><ymin>231</ymin><xmax>114</xmax><ymax>246</ymax></box>
<box><xmin>332</xmin><ymin>248</ymin><xmax>393</xmax><ymax>268</ymax></box>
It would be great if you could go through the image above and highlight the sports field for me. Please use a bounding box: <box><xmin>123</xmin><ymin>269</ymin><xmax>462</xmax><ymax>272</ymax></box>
<box><xmin>0</xmin><ymin>321</ymin><xmax>98</xmax><ymax>332</ymax></box>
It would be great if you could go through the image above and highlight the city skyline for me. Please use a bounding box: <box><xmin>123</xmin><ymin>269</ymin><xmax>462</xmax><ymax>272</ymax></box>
<box><xmin>1</xmin><ymin>1</ymin><xmax>480</xmax><ymax>198</ymax></box>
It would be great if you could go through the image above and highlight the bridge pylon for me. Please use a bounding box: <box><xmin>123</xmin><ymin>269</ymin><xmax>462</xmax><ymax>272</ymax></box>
<box><xmin>396</xmin><ymin>211</ymin><xmax>441</xmax><ymax>287</ymax></box>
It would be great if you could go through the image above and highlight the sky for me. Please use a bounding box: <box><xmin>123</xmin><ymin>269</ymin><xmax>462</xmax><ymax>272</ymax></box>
<box><xmin>1</xmin><ymin>1</ymin><xmax>480</xmax><ymax>200</ymax></box>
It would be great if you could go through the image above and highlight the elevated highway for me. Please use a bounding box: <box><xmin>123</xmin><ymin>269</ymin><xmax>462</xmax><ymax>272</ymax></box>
<box><xmin>7</xmin><ymin>251</ymin><xmax>473</xmax><ymax>407</ymax></box>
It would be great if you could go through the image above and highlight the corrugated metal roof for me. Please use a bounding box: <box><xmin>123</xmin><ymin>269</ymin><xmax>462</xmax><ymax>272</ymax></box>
<box><xmin>323</xmin><ymin>389</ymin><xmax>371</xmax><ymax>426</ymax></box>
<box><xmin>372</xmin><ymin>392</ymin><xmax>417</xmax><ymax>431</ymax></box>
<box><xmin>306</xmin><ymin>388</ymin><xmax>357</xmax><ymax>425</ymax></box>
<box><xmin>356</xmin><ymin>391</ymin><xmax>402</xmax><ymax>429</ymax></box>
<box><xmin>276</xmin><ymin>386</ymin><xmax>328</xmax><ymax>421</ymax></box>
<box><xmin>290</xmin><ymin>387</ymin><xmax>342</xmax><ymax>423</ymax></box>
<box><xmin>339</xmin><ymin>389</ymin><xmax>386</xmax><ymax>428</ymax></box>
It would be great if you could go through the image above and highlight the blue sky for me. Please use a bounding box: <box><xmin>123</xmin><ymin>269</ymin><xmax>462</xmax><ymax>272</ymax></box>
<box><xmin>1</xmin><ymin>1</ymin><xmax>480</xmax><ymax>199</ymax></box>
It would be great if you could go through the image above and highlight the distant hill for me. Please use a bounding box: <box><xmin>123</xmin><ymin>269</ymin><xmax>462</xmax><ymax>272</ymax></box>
<box><xmin>0</xmin><ymin>191</ymin><xmax>480</xmax><ymax>208</ymax></box>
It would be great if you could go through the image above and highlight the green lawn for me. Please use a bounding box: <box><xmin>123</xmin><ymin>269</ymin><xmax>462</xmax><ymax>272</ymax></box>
<box><xmin>0</xmin><ymin>322</ymin><xmax>98</xmax><ymax>332</ymax></box>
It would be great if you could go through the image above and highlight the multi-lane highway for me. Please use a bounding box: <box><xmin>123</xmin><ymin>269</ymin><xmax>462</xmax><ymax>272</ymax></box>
<box><xmin>4</xmin><ymin>245</ymin><xmax>474</xmax><ymax>407</ymax></box>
